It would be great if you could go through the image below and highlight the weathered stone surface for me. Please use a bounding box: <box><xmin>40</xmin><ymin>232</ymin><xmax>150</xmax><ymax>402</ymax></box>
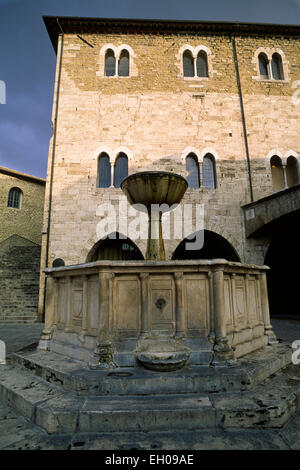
<box><xmin>39</xmin><ymin>260</ymin><xmax>275</xmax><ymax>367</ymax></box>
<box><xmin>38</xmin><ymin>20</ymin><xmax>300</xmax><ymax>314</ymax></box>
<box><xmin>0</xmin><ymin>169</ymin><xmax>45</xmax><ymax>323</ymax></box>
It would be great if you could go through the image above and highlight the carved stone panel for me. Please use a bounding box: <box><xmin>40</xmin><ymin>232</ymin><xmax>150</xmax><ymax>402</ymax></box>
<box><xmin>150</xmin><ymin>278</ymin><xmax>174</xmax><ymax>333</ymax></box>
<box><xmin>115</xmin><ymin>277</ymin><xmax>140</xmax><ymax>338</ymax></box>
<box><xmin>57</xmin><ymin>280</ymin><xmax>68</xmax><ymax>330</ymax></box>
<box><xmin>184</xmin><ymin>276</ymin><xmax>209</xmax><ymax>333</ymax></box>
<box><xmin>87</xmin><ymin>276</ymin><xmax>99</xmax><ymax>336</ymax></box>
<box><xmin>72</xmin><ymin>277</ymin><xmax>83</xmax><ymax>331</ymax></box>
<box><xmin>248</xmin><ymin>277</ymin><xmax>259</xmax><ymax>325</ymax></box>
<box><xmin>224</xmin><ymin>276</ymin><xmax>233</xmax><ymax>328</ymax></box>
<box><xmin>235</xmin><ymin>276</ymin><xmax>247</xmax><ymax>329</ymax></box>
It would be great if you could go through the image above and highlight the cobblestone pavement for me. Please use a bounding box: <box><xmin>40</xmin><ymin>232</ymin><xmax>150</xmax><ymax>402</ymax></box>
<box><xmin>0</xmin><ymin>319</ymin><xmax>300</xmax><ymax>450</ymax></box>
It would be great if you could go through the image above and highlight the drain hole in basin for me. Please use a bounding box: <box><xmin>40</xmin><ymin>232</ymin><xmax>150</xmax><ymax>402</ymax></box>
<box><xmin>107</xmin><ymin>372</ymin><xmax>133</xmax><ymax>378</ymax></box>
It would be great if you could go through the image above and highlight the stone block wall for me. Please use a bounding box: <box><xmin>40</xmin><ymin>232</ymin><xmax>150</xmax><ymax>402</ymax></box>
<box><xmin>0</xmin><ymin>236</ymin><xmax>41</xmax><ymax>323</ymax></box>
<box><xmin>0</xmin><ymin>170</ymin><xmax>45</xmax><ymax>322</ymax></box>
<box><xmin>0</xmin><ymin>171</ymin><xmax>45</xmax><ymax>245</ymax></box>
<box><xmin>40</xmin><ymin>22</ymin><xmax>300</xmax><ymax>284</ymax></box>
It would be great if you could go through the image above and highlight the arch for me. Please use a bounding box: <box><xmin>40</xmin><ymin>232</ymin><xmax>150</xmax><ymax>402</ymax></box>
<box><xmin>172</xmin><ymin>230</ymin><xmax>240</xmax><ymax>261</ymax></box>
<box><xmin>270</xmin><ymin>155</ymin><xmax>284</xmax><ymax>191</ymax></box>
<box><xmin>113</xmin><ymin>152</ymin><xmax>128</xmax><ymax>188</ymax></box>
<box><xmin>86</xmin><ymin>232</ymin><xmax>144</xmax><ymax>262</ymax></box>
<box><xmin>97</xmin><ymin>152</ymin><xmax>111</xmax><ymax>188</ymax></box>
<box><xmin>183</xmin><ymin>50</ymin><xmax>194</xmax><ymax>77</ymax></box>
<box><xmin>105</xmin><ymin>49</ymin><xmax>116</xmax><ymax>76</ymax></box>
<box><xmin>265</xmin><ymin>230</ymin><xmax>300</xmax><ymax>318</ymax></box>
<box><xmin>258</xmin><ymin>52</ymin><xmax>269</xmax><ymax>79</ymax></box>
<box><xmin>118</xmin><ymin>49</ymin><xmax>130</xmax><ymax>77</ymax></box>
<box><xmin>198</xmin><ymin>147</ymin><xmax>220</xmax><ymax>163</ymax></box>
<box><xmin>7</xmin><ymin>187</ymin><xmax>22</xmax><ymax>209</ymax></box>
<box><xmin>202</xmin><ymin>153</ymin><xmax>217</xmax><ymax>188</ymax></box>
<box><xmin>271</xmin><ymin>52</ymin><xmax>284</xmax><ymax>80</ymax></box>
<box><xmin>196</xmin><ymin>50</ymin><xmax>208</xmax><ymax>78</ymax></box>
<box><xmin>186</xmin><ymin>153</ymin><xmax>200</xmax><ymax>188</ymax></box>
<box><xmin>286</xmin><ymin>155</ymin><xmax>299</xmax><ymax>187</ymax></box>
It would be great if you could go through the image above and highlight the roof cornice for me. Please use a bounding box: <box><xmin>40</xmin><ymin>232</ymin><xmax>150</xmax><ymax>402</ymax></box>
<box><xmin>0</xmin><ymin>166</ymin><xmax>46</xmax><ymax>186</ymax></box>
<box><xmin>43</xmin><ymin>16</ymin><xmax>300</xmax><ymax>53</ymax></box>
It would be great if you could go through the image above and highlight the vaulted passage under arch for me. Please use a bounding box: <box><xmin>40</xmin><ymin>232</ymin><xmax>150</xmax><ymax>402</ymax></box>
<box><xmin>172</xmin><ymin>230</ymin><xmax>240</xmax><ymax>261</ymax></box>
<box><xmin>265</xmin><ymin>230</ymin><xmax>300</xmax><ymax>318</ymax></box>
<box><xmin>86</xmin><ymin>233</ymin><xmax>144</xmax><ymax>262</ymax></box>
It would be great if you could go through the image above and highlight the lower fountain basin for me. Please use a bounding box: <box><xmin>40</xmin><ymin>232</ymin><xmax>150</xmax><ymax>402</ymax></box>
<box><xmin>137</xmin><ymin>351</ymin><xmax>190</xmax><ymax>371</ymax></box>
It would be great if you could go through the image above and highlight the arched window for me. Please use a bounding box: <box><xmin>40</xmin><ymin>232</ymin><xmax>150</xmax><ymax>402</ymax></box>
<box><xmin>114</xmin><ymin>153</ymin><xmax>128</xmax><ymax>188</ymax></box>
<box><xmin>286</xmin><ymin>156</ymin><xmax>299</xmax><ymax>187</ymax></box>
<box><xmin>271</xmin><ymin>53</ymin><xmax>284</xmax><ymax>80</ymax></box>
<box><xmin>186</xmin><ymin>153</ymin><xmax>200</xmax><ymax>188</ymax></box>
<box><xmin>105</xmin><ymin>49</ymin><xmax>116</xmax><ymax>76</ymax></box>
<box><xmin>196</xmin><ymin>51</ymin><xmax>208</xmax><ymax>78</ymax></box>
<box><xmin>7</xmin><ymin>187</ymin><xmax>22</xmax><ymax>209</ymax></box>
<box><xmin>118</xmin><ymin>50</ymin><xmax>130</xmax><ymax>77</ymax></box>
<box><xmin>98</xmin><ymin>153</ymin><xmax>111</xmax><ymax>188</ymax></box>
<box><xmin>258</xmin><ymin>53</ymin><xmax>269</xmax><ymax>79</ymax></box>
<box><xmin>202</xmin><ymin>154</ymin><xmax>217</xmax><ymax>188</ymax></box>
<box><xmin>52</xmin><ymin>258</ymin><xmax>65</xmax><ymax>268</ymax></box>
<box><xmin>270</xmin><ymin>155</ymin><xmax>284</xmax><ymax>191</ymax></box>
<box><xmin>183</xmin><ymin>50</ymin><xmax>194</xmax><ymax>77</ymax></box>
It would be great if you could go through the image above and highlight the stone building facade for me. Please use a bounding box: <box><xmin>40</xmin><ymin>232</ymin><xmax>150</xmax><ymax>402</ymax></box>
<box><xmin>0</xmin><ymin>167</ymin><xmax>45</xmax><ymax>323</ymax></box>
<box><xmin>39</xmin><ymin>17</ymin><xmax>300</xmax><ymax>317</ymax></box>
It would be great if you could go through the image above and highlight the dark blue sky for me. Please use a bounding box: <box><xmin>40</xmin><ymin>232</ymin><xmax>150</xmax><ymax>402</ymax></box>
<box><xmin>0</xmin><ymin>0</ymin><xmax>300</xmax><ymax>178</ymax></box>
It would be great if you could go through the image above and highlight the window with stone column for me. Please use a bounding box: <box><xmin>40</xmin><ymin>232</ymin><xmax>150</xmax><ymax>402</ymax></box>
<box><xmin>270</xmin><ymin>155</ymin><xmax>285</xmax><ymax>191</ymax></box>
<box><xmin>186</xmin><ymin>153</ymin><xmax>200</xmax><ymax>188</ymax></box>
<box><xmin>97</xmin><ymin>153</ymin><xmax>111</xmax><ymax>188</ymax></box>
<box><xmin>286</xmin><ymin>156</ymin><xmax>299</xmax><ymax>187</ymax></box>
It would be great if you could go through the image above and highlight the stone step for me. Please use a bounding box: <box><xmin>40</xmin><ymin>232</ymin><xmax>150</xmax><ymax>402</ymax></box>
<box><xmin>0</xmin><ymin>316</ymin><xmax>39</xmax><ymax>324</ymax></box>
<box><xmin>0</xmin><ymin>360</ymin><xmax>300</xmax><ymax>434</ymax></box>
<box><xmin>10</xmin><ymin>343</ymin><xmax>292</xmax><ymax>396</ymax></box>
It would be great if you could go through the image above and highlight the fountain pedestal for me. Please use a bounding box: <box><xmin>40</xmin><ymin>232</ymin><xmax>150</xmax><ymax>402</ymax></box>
<box><xmin>121</xmin><ymin>171</ymin><xmax>188</xmax><ymax>261</ymax></box>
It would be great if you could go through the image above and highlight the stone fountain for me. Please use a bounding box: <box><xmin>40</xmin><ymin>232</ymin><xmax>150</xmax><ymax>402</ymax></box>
<box><xmin>38</xmin><ymin>170</ymin><xmax>277</xmax><ymax>371</ymax></box>
<box><xmin>2</xmin><ymin>172</ymin><xmax>294</xmax><ymax>437</ymax></box>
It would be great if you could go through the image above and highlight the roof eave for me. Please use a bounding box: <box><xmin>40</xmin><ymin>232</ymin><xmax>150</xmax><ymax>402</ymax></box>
<box><xmin>42</xmin><ymin>16</ymin><xmax>300</xmax><ymax>54</ymax></box>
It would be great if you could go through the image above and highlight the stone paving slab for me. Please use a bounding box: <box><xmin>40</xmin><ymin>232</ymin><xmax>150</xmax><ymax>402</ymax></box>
<box><xmin>0</xmin><ymin>319</ymin><xmax>300</xmax><ymax>449</ymax></box>
<box><xmin>10</xmin><ymin>342</ymin><xmax>292</xmax><ymax>396</ymax></box>
<box><xmin>0</xmin><ymin>399</ymin><xmax>297</xmax><ymax>450</ymax></box>
<box><xmin>1</xmin><ymin>357</ymin><xmax>300</xmax><ymax>435</ymax></box>
<box><xmin>79</xmin><ymin>394</ymin><xmax>215</xmax><ymax>433</ymax></box>
<box><xmin>0</xmin><ymin>323</ymin><xmax>44</xmax><ymax>354</ymax></box>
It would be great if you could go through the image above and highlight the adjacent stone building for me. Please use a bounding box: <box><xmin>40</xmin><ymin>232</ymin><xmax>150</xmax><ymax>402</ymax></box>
<box><xmin>39</xmin><ymin>17</ymin><xmax>300</xmax><ymax>318</ymax></box>
<box><xmin>0</xmin><ymin>166</ymin><xmax>45</xmax><ymax>323</ymax></box>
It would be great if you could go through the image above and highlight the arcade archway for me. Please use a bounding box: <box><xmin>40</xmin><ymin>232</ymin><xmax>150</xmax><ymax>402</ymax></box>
<box><xmin>172</xmin><ymin>230</ymin><xmax>240</xmax><ymax>261</ymax></box>
<box><xmin>86</xmin><ymin>232</ymin><xmax>144</xmax><ymax>262</ymax></box>
<box><xmin>265</xmin><ymin>231</ymin><xmax>300</xmax><ymax>318</ymax></box>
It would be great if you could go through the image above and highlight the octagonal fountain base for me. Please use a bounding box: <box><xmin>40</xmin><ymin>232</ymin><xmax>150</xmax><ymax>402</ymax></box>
<box><xmin>38</xmin><ymin>259</ymin><xmax>277</xmax><ymax>370</ymax></box>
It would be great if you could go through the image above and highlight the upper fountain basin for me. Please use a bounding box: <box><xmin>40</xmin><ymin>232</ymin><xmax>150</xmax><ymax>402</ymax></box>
<box><xmin>121</xmin><ymin>171</ymin><xmax>188</xmax><ymax>211</ymax></box>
